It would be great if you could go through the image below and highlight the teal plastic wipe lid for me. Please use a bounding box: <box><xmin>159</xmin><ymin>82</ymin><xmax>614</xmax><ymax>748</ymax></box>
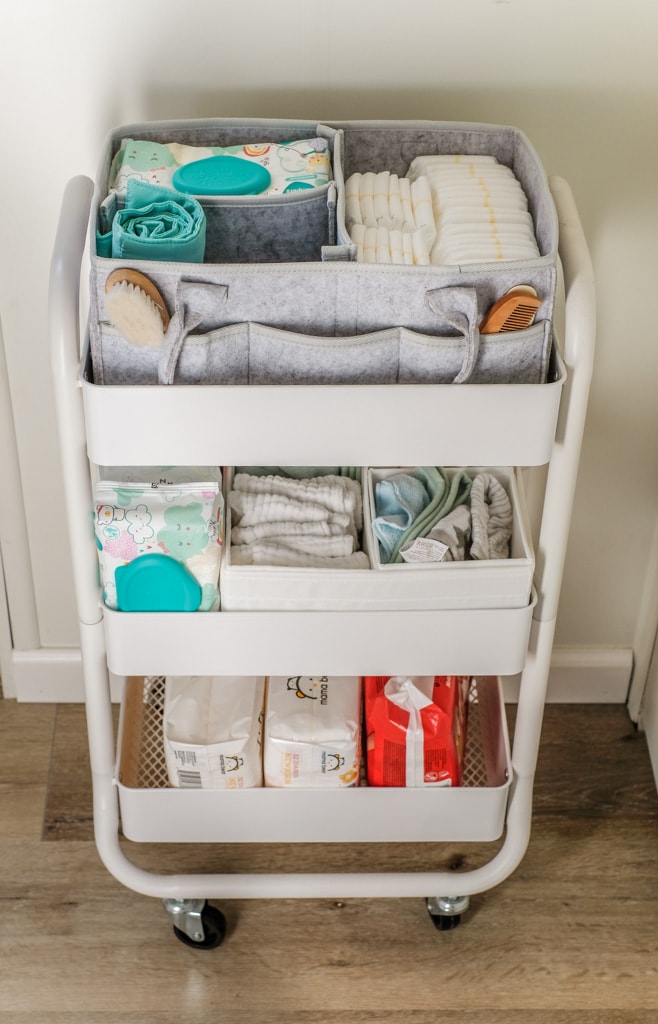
<box><xmin>115</xmin><ymin>553</ymin><xmax>202</xmax><ymax>612</ymax></box>
<box><xmin>172</xmin><ymin>155</ymin><xmax>272</xmax><ymax>196</ymax></box>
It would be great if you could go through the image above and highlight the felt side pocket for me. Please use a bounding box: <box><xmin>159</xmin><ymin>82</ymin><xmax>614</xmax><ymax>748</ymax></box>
<box><xmin>398</xmin><ymin>319</ymin><xmax>552</xmax><ymax>384</ymax></box>
<box><xmin>247</xmin><ymin>324</ymin><xmax>400</xmax><ymax>384</ymax></box>
<box><xmin>96</xmin><ymin>323</ymin><xmax>250</xmax><ymax>386</ymax></box>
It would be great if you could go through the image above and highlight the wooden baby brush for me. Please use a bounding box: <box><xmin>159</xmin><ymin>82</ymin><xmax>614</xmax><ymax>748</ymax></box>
<box><xmin>104</xmin><ymin>268</ymin><xmax>170</xmax><ymax>346</ymax></box>
<box><xmin>480</xmin><ymin>286</ymin><xmax>541</xmax><ymax>334</ymax></box>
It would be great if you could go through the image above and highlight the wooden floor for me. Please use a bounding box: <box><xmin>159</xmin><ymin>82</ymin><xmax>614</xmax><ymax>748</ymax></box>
<box><xmin>2</xmin><ymin>697</ymin><xmax>658</xmax><ymax>1021</ymax></box>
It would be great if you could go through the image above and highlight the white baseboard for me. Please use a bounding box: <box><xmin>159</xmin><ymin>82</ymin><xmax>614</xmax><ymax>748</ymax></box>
<box><xmin>503</xmin><ymin>646</ymin><xmax>633</xmax><ymax>703</ymax></box>
<box><xmin>6</xmin><ymin>645</ymin><xmax>633</xmax><ymax>705</ymax></box>
<box><xmin>9</xmin><ymin>648</ymin><xmax>123</xmax><ymax>702</ymax></box>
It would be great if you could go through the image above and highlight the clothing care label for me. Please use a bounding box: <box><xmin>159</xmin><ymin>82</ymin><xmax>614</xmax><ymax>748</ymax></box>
<box><xmin>400</xmin><ymin>537</ymin><xmax>450</xmax><ymax>563</ymax></box>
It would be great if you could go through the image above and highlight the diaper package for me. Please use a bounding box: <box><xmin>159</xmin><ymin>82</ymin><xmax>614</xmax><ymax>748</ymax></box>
<box><xmin>365</xmin><ymin>675</ymin><xmax>469</xmax><ymax>787</ymax></box>
<box><xmin>264</xmin><ymin>675</ymin><xmax>362</xmax><ymax>788</ymax></box>
<box><xmin>163</xmin><ymin>675</ymin><xmax>265</xmax><ymax>789</ymax></box>
<box><xmin>93</xmin><ymin>466</ymin><xmax>223</xmax><ymax>611</ymax></box>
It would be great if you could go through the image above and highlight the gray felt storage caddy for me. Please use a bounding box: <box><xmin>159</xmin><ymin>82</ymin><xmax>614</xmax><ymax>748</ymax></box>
<box><xmin>88</xmin><ymin>118</ymin><xmax>558</xmax><ymax>387</ymax></box>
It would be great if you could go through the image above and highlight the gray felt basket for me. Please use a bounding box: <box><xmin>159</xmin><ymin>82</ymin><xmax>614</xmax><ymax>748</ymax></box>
<box><xmin>88</xmin><ymin>118</ymin><xmax>558</xmax><ymax>387</ymax></box>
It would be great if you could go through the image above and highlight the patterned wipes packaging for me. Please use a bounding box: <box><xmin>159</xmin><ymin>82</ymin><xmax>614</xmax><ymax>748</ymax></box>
<box><xmin>93</xmin><ymin>466</ymin><xmax>223</xmax><ymax>611</ymax></box>
<box><xmin>109</xmin><ymin>137</ymin><xmax>332</xmax><ymax>196</ymax></box>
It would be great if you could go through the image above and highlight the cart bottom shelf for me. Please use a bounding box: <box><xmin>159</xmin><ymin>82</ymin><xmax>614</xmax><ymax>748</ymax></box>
<box><xmin>116</xmin><ymin>676</ymin><xmax>512</xmax><ymax>844</ymax></box>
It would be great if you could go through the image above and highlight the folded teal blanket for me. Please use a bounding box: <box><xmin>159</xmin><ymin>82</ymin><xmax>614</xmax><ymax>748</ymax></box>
<box><xmin>96</xmin><ymin>180</ymin><xmax>206</xmax><ymax>262</ymax></box>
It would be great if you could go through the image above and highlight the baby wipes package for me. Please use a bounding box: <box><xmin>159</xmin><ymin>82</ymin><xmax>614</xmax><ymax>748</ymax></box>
<box><xmin>365</xmin><ymin>675</ymin><xmax>469</xmax><ymax>787</ymax></box>
<box><xmin>109</xmin><ymin>136</ymin><xmax>332</xmax><ymax>197</ymax></box>
<box><xmin>93</xmin><ymin>466</ymin><xmax>223</xmax><ymax>611</ymax></box>
<box><xmin>164</xmin><ymin>675</ymin><xmax>265</xmax><ymax>789</ymax></box>
<box><xmin>264</xmin><ymin>675</ymin><xmax>362</xmax><ymax>788</ymax></box>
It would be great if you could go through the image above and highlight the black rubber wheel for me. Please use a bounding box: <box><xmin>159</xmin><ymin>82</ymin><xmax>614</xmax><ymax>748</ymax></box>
<box><xmin>429</xmin><ymin>912</ymin><xmax>461</xmax><ymax>931</ymax></box>
<box><xmin>173</xmin><ymin>902</ymin><xmax>227</xmax><ymax>950</ymax></box>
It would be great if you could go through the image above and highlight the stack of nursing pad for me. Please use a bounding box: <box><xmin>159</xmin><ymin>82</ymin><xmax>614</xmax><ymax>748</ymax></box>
<box><xmin>344</xmin><ymin>171</ymin><xmax>436</xmax><ymax>264</ymax></box>
<box><xmin>406</xmin><ymin>155</ymin><xmax>540</xmax><ymax>265</ymax></box>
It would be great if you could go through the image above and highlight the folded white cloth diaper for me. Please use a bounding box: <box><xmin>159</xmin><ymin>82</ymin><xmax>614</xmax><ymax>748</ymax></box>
<box><xmin>228</xmin><ymin>471</ymin><xmax>369</xmax><ymax>569</ymax></box>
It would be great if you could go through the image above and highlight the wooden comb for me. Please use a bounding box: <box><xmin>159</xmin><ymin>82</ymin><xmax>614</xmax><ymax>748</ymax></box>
<box><xmin>480</xmin><ymin>286</ymin><xmax>541</xmax><ymax>334</ymax></box>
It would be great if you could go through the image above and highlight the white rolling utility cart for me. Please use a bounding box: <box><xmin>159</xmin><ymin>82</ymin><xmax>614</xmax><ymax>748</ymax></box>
<box><xmin>49</xmin><ymin>120</ymin><xmax>594</xmax><ymax>948</ymax></box>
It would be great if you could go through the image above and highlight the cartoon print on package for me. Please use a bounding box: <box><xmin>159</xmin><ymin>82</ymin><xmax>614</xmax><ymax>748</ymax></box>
<box><xmin>93</xmin><ymin>467</ymin><xmax>223</xmax><ymax>611</ymax></box>
<box><xmin>109</xmin><ymin>137</ymin><xmax>331</xmax><ymax>196</ymax></box>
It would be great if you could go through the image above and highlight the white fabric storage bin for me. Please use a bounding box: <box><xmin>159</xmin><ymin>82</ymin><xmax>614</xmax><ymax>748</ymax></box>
<box><xmin>220</xmin><ymin>467</ymin><xmax>376</xmax><ymax>611</ymax></box>
<box><xmin>363</xmin><ymin>467</ymin><xmax>534</xmax><ymax>610</ymax></box>
<box><xmin>220</xmin><ymin>466</ymin><xmax>534</xmax><ymax>612</ymax></box>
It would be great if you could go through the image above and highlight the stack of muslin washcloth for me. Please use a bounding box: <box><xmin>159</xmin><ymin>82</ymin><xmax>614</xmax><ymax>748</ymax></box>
<box><xmin>406</xmin><ymin>154</ymin><xmax>540</xmax><ymax>264</ymax></box>
<box><xmin>344</xmin><ymin>171</ymin><xmax>436</xmax><ymax>264</ymax></box>
<box><xmin>229</xmin><ymin>473</ymin><xmax>369</xmax><ymax>568</ymax></box>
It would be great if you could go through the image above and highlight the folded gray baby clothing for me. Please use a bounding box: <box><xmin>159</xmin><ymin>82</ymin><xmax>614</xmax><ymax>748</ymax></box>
<box><xmin>469</xmin><ymin>472</ymin><xmax>513</xmax><ymax>560</ymax></box>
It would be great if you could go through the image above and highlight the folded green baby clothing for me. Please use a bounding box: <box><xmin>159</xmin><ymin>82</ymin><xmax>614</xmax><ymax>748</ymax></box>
<box><xmin>372</xmin><ymin>467</ymin><xmax>473</xmax><ymax>564</ymax></box>
<box><xmin>389</xmin><ymin>467</ymin><xmax>472</xmax><ymax>563</ymax></box>
<box><xmin>371</xmin><ymin>471</ymin><xmax>431</xmax><ymax>563</ymax></box>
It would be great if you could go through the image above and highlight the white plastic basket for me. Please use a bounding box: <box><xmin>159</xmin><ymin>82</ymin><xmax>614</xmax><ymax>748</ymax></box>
<box><xmin>117</xmin><ymin>675</ymin><xmax>512</xmax><ymax>844</ymax></box>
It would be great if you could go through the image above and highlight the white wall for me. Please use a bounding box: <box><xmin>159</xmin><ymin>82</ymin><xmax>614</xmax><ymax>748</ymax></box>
<box><xmin>0</xmin><ymin>1</ymin><xmax>656</xmax><ymax>660</ymax></box>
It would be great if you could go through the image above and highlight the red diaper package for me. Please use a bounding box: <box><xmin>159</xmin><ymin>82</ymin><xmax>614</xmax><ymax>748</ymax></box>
<box><xmin>365</xmin><ymin>675</ymin><xmax>469</xmax><ymax>787</ymax></box>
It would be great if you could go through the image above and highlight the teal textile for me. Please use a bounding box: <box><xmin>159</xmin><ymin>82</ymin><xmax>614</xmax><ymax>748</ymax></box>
<box><xmin>97</xmin><ymin>180</ymin><xmax>206</xmax><ymax>263</ymax></box>
<box><xmin>373</xmin><ymin>467</ymin><xmax>473</xmax><ymax>564</ymax></box>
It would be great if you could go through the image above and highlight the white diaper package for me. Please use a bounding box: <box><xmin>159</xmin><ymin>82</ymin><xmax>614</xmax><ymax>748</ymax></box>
<box><xmin>163</xmin><ymin>675</ymin><xmax>265</xmax><ymax>789</ymax></box>
<box><xmin>264</xmin><ymin>675</ymin><xmax>362</xmax><ymax>788</ymax></box>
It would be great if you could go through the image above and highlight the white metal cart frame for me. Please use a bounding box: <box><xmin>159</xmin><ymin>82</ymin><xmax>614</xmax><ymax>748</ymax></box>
<box><xmin>49</xmin><ymin>173</ymin><xmax>594</xmax><ymax>941</ymax></box>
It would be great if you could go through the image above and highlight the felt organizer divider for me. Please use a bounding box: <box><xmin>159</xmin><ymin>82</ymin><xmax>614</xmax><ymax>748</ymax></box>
<box><xmin>88</xmin><ymin>118</ymin><xmax>558</xmax><ymax>389</ymax></box>
<box><xmin>219</xmin><ymin>466</ymin><xmax>534</xmax><ymax>612</ymax></box>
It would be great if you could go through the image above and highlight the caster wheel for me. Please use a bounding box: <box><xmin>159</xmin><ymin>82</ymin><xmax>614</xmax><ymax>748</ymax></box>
<box><xmin>173</xmin><ymin>901</ymin><xmax>227</xmax><ymax>950</ymax></box>
<box><xmin>430</xmin><ymin>912</ymin><xmax>462</xmax><ymax>931</ymax></box>
<box><xmin>426</xmin><ymin>895</ymin><xmax>469</xmax><ymax>932</ymax></box>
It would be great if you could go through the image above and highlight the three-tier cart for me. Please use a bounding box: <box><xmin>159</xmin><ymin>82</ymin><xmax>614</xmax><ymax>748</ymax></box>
<box><xmin>49</xmin><ymin>119</ymin><xmax>594</xmax><ymax>948</ymax></box>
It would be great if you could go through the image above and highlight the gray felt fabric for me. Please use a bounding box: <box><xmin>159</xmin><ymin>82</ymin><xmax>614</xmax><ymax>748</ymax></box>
<box><xmin>88</xmin><ymin>118</ymin><xmax>558</xmax><ymax>387</ymax></box>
